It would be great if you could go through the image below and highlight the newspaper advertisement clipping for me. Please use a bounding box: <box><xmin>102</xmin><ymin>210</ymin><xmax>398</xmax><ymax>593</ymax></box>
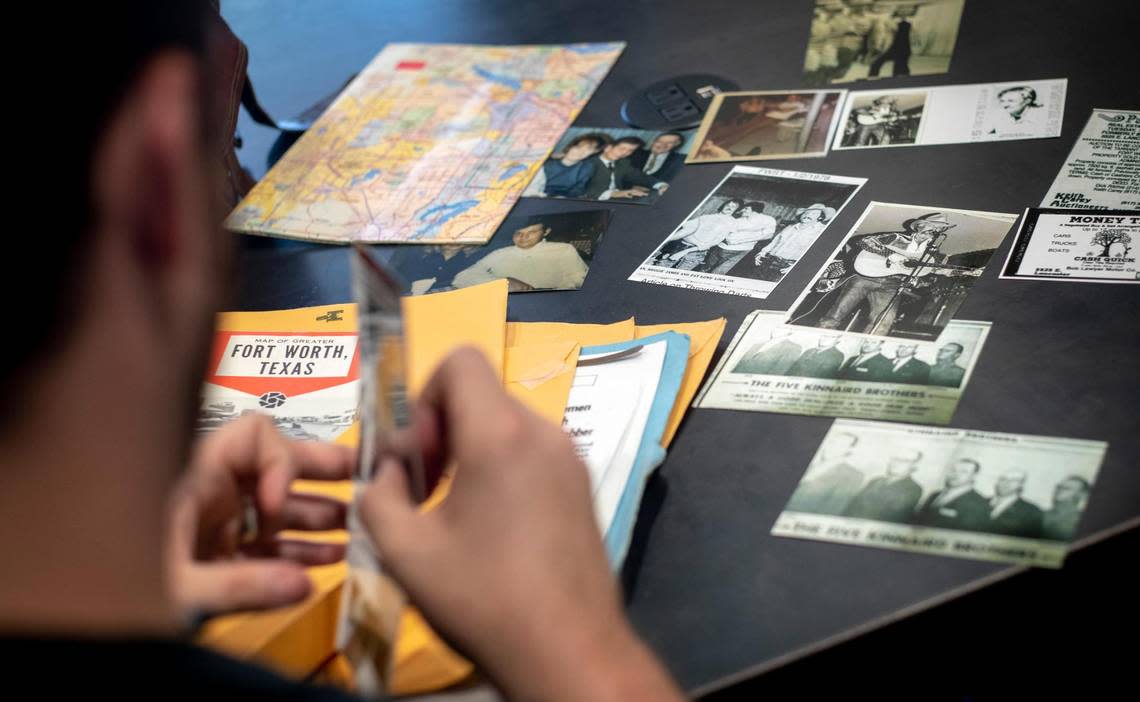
<box><xmin>694</xmin><ymin>311</ymin><xmax>989</xmax><ymax>425</ymax></box>
<box><xmin>1041</xmin><ymin>109</ymin><xmax>1140</xmax><ymax>210</ymax></box>
<box><xmin>772</xmin><ymin>420</ymin><xmax>1108</xmax><ymax>568</ymax></box>
<box><xmin>1000</xmin><ymin>208</ymin><xmax>1139</xmax><ymax>284</ymax></box>
<box><xmin>785</xmin><ymin>202</ymin><xmax>1017</xmax><ymax>341</ymax></box>
<box><xmin>833</xmin><ymin>79</ymin><xmax>1067</xmax><ymax>150</ymax></box>
<box><xmin>629</xmin><ymin>166</ymin><xmax>865</xmax><ymax>298</ymax></box>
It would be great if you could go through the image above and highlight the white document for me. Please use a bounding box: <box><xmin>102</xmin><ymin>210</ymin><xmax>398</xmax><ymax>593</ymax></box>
<box><xmin>833</xmin><ymin>78</ymin><xmax>1067</xmax><ymax>150</ymax></box>
<box><xmin>1000</xmin><ymin>208</ymin><xmax>1139</xmax><ymax>284</ymax></box>
<box><xmin>563</xmin><ymin>340</ymin><xmax>666</xmax><ymax>532</ymax></box>
<box><xmin>1041</xmin><ymin>109</ymin><xmax>1140</xmax><ymax>210</ymax></box>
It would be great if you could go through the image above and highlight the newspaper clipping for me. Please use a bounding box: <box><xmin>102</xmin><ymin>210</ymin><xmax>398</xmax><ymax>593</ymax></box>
<box><xmin>685</xmin><ymin>90</ymin><xmax>846</xmax><ymax>163</ymax></box>
<box><xmin>785</xmin><ymin>202</ymin><xmax>1017</xmax><ymax>341</ymax></box>
<box><xmin>629</xmin><ymin>166</ymin><xmax>865</xmax><ymax>298</ymax></box>
<box><xmin>694</xmin><ymin>311</ymin><xmax>989</xmax><ymax>425</ymax></box>
<box><xmin>1041</xmin><ymin>109</ymin><xmax>1140</xmax><ymax>210</ymax></box>
<box><xmin>1000</xmin><ymin>208</ymin><xmax>1139</xmax><ymax>284</ymax></box>
<box><xmin>833</xmin><ymin>79</ymin><xmax>1067</xmax><ymax>150</ymax></box>
<box><xmin>772</xmin><ymin>420</ymin><xmax>1108</xmax><ymax>568</ymax></box>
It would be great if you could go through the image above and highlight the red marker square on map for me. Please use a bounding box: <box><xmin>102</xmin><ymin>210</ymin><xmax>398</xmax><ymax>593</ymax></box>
<box><xmin>396</xmin><ymin>60</ymin><xmax>425</xmax><ymax>70</ymax></box>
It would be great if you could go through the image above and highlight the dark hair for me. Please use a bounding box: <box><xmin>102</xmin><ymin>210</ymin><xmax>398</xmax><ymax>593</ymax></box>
<box><xmin>942</xmin><ymin>342</ymin><xmax>965</xmax><ymax>355</ymax></box>
<box><xmin>736</xmin><ymin>201</ymin><xmax>766</xmax><ymax>216</ymax></box>
<box><xmin>654</xmin><ymin>132</ymin><xmax>685</xmax><ymax>149</ymax></box>
<box><xmin>613</xmin><ymin>136</ymin><xmax>646</xmax><ymax>149</ymax></box>
<box><xmin>6</xmin><ymin>2</ymin><xmax>209</xmax><ymax>403</ymax></box>
<box><xmin>1061</xmin><ymin>475</ymin><xmax>1091</xmax><ymax>494</ymax></box>
<box><xmin>717</xmin><ymin>198</ymin><xmax>745</xmax><ymax>213</ymax></box>
<box><xmin>566</xmin><ymin>133</ymin><xmax>608</xmax><ymax>150</ymax></box>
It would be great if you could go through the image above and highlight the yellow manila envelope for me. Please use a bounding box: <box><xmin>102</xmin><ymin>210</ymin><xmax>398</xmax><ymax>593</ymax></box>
<box><xmin>504</xmin><ymin>341</ymin><xmax>581</xmax><ymax>426</ymax></box>
<box><xmin>635</xmin><ymin>318</ymin><xmax>727</xmax><ymax>447</ymax></box>
<box><xmin>403</xmin><ymin>279</ymin><xmax>509</xmax><ymax>393</ymax></box>
<box><xmin>505</xmin><ymin>317</ymin><xmax>635</xmax><ymax>348</ymax></box>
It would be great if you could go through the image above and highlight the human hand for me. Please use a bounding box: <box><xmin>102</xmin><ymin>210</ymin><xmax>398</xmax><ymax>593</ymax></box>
<box><xmin>359</xmin><ymin>348</ymin><xmax>682</xmax><ymax>702</ymax></box>
<box><xmin>698</xmin><ymin>140</ymin><xmax>732</xmax><ymax>159</ymax></box>
<box><xmin>167</xmin><ymin>414</ymin><xmax>354</xmax><ymax>616</ymax></box>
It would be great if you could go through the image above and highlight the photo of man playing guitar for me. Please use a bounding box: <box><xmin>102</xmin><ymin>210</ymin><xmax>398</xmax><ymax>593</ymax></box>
<box><xmin>788</xmin><ymin>207</ymin><xmax>1006</xmax><ymax>340</ymax></box>
<box><xmin>840</xmin><ymin>93</ymin><xmax>925</xmax><ymax>148</ymax></box>
<box><xmin>851</xmin><ymin>95</ymin><xmax>903</xmax><ymax>146</ymax></box>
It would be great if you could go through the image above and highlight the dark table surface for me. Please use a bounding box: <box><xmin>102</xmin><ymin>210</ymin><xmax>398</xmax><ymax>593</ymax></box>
<box><xmin>223</xmin><ymin>1</ymin><xmax>1140</xmax><ymax>695</ymax></box>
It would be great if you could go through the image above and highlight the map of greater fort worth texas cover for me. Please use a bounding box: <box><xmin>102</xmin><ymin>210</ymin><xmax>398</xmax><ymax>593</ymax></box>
<box><xmin>226</xmin><ymin>43</ymin><xmax>625</xmax><ymax>245</ymax></box>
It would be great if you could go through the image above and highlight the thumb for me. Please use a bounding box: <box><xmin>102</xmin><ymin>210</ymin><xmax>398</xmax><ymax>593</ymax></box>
<box><xmin>181</xmin><ymin>561</ymin><xmax>312</xmax><ymax>616</ymax></box>
<box><xmin>358</xmin><ymin>458</ymin><xmax>419</xmax><ymax>559</ymax></box>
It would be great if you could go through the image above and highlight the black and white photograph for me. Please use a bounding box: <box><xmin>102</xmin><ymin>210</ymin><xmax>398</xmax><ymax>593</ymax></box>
<box><xmin>522</xmin><ymin>127</ymin><xmax>689</xmax><ymax>205</ymax></box>
<box><xmin>838</xmin><ymin>91</ymin><xmax>926</xmax><ymax>147</ymax></box>
<box><xmin>385</xmin><ymin>209</ymin><xmax>610</xmax><ymax>294</ymax></box>
<box><xmin>803</xmin><ymin>0</ymin><xmax>966</xmax><ymax>86</ymax></box>
<box><xmin>197</xmin><ymin>396</ymin><xmax>359</xmax><ymax>441</ymax></box>
<box><xmin>694</xmin><ymin>311</ymin><xmax>989</xmax><ymax>425</ymax></box>
<box><xmin>686</xmin><ymin>90</ymin><xmax>846</xmax><ymax>163</ymax></box>
<box><xmin>773</xmin><ymin>419</ymin><xmax>1108</xmax><ymax>567</ymax></box>
<box><xmin>629</xmin><ymin>166</ymin><xmax>865</xmax><ymax>298</ymax></box>
<box><xmin>834</xmin><ymin>79</ymin><xmax>1067</xmax><ymax>150</ymax></box>
<box><xmin>786</xmin><ymin>202</ymin><xmax>1017</xmax><ymax>341</ymax></box>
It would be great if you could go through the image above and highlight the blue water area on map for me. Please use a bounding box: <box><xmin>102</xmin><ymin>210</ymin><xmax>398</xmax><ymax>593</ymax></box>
<box><xmin>416</xmin><ymin>200</ymin><xmax>481</xmax><ymax>235</ymax></box>
<box><xmin>350</xmin><ymin>168</ymin><xmax>382</xmax><ymax>186</ymax></box>
<box><xmin>498</xmin><ymin>164</ymin><xmax>528</xmax><ymax>181</ymax></box>
<box><xmin>473</xmin><ymin>65</ymin><xmax>521</xmax><ymax>90</ymax></box>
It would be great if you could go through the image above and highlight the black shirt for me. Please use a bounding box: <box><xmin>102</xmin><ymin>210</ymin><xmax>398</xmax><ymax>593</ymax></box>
<box><xmin>1</xmin><ymin>637</ymin><xmax>364</xmax><ymax>701</ymax></box>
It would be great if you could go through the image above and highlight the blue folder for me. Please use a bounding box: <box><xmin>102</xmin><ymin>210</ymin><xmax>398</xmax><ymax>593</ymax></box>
<box><xmin>578</xmin><ymin>331</ymin><xmax>691</xmax><ymax>567</ymax></box>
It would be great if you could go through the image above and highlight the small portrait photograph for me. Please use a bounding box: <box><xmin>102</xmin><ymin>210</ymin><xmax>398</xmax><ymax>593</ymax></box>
<box><xmin>984</xmin><ymin>84</ymin><xmax>1049</xmax><ymax>138</ymax></box>
<box><xmin>386</xmin><ymin>209</ymin><xmax>610</xmax><ymax>294</ymax></box>
<box><xmin>686</xmin><ymin>90</ymin><xmax>845</xmax><ymax>163</ymax></box>
<box><xmin>803</xmin><ymin>0</ymin><xmax>966</xmax><ymax>85</ymax></box>
<box><xmin>522</xmin><ymin>127</ymin><xmax>688</xmax><ymax>205</ymax></box>
<box><xmin>838</xmin><ymin>91</ymin><xmax>926</xmax><ymax>148</ymax></box>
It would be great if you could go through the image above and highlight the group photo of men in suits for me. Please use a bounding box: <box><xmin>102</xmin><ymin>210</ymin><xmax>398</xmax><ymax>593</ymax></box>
<box><xmin>731</xmin><ymin>326</ymin><xmax>973</xmax><ymax>388</ymax></box>
<box><xmin>523</xmin><ymin>127</ymin><xmax>687</xmax><ymax>204</ymax></box>
<box><xmin>787</xmin><ymin>449</ymin><xmax>1094</xmax><ymax>543</ymax></box>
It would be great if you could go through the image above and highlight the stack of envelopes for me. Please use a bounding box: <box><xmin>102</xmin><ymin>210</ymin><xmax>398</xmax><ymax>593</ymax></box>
<box><xmin>194</xmin><ymin>280</ymin><xmax>725</xmax><ymax>694</ymax></box>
